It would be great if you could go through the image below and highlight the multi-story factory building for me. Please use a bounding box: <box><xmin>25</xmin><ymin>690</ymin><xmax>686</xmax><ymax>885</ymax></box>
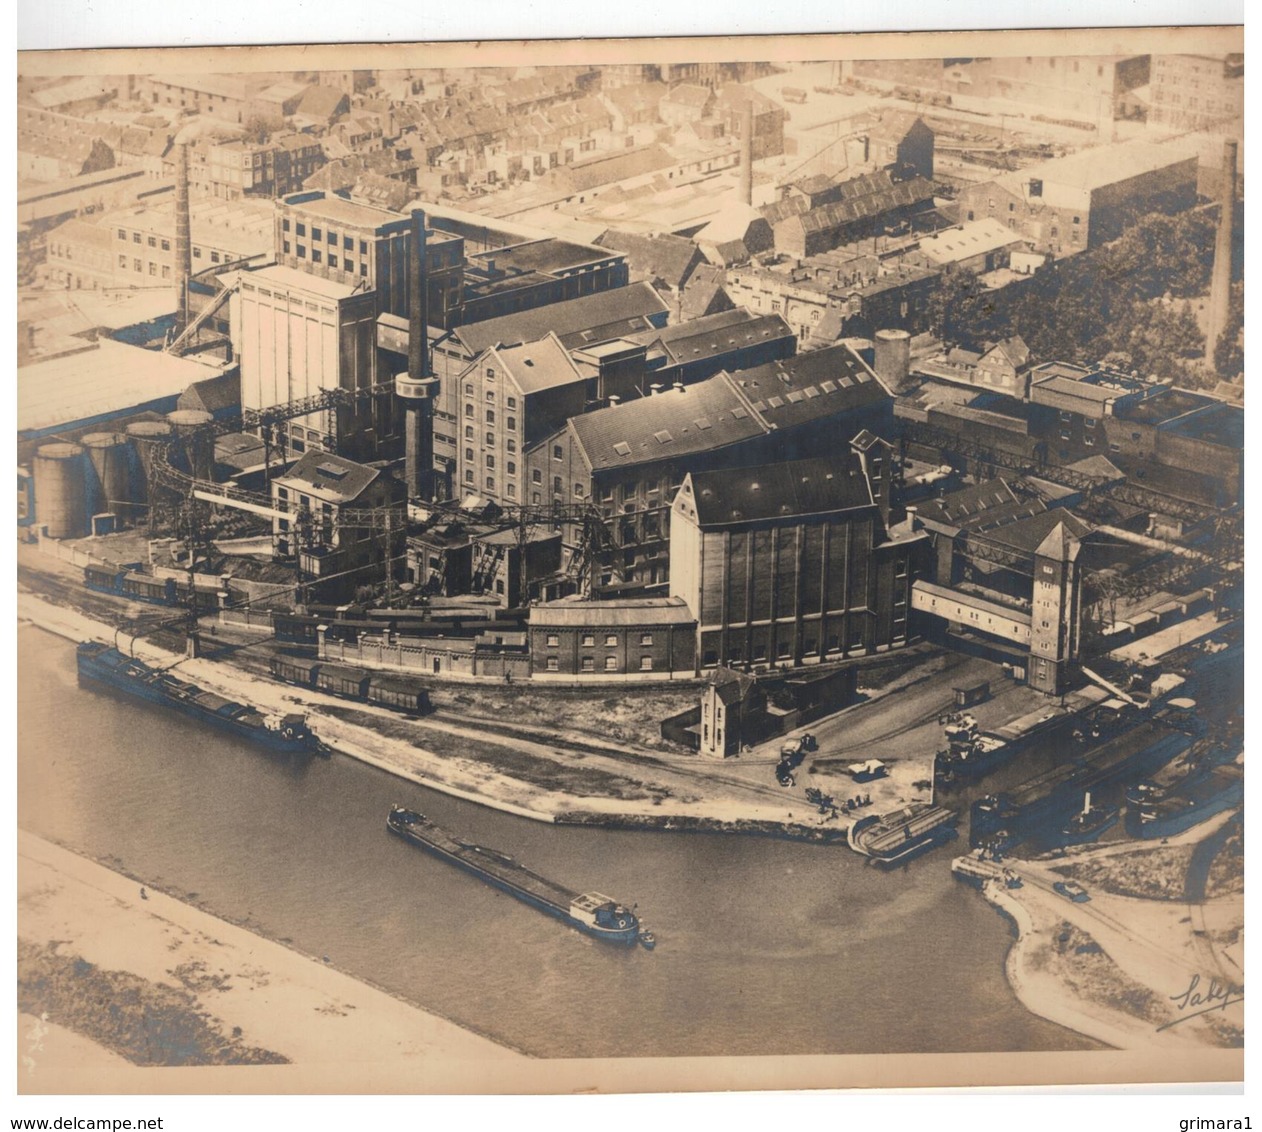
<box><xmin>537</xmin><ymin>343</ymin><xmax>897</xmax><ymax>589</ymax></box>
<box><xmin>956</xmin><ymin>141</ymin><xmax>1198</xmax><ymax>257</ymax></box>
<box><xmin>670</xmin><ymin>454</ymin><xmax>926</xmax><ymax>669</ymax></box>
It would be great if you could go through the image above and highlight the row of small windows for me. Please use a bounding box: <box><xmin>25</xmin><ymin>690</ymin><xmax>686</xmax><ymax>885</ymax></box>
<box><xmin>465</xmin><ymin>451</ymin><xmax>519</xmax><ymax>476</ymax></box>
<box><xmin>463</xmin><ymin>425</ymin><xmax>517</xmax><ymax>452</ymax></box>
<box><xmin>544</xmin><ymin>656</ymin><xmax>656</xmax><ymax>672</ymax></box>
<box><xmin>700</xmin><ymin>633</ymin><xmax>868</xmax><ymax>668</ymax></box>
<box><xmin>115</xmin><ymin>229</ymin><xmax>229</xmax><ymax>264</ymax></box>
<box><xmin>545</xmin><ymin>633</ymin><xmax>654</xmax><ymax>647</ymax></box>
<box><xmin>118</xmin><ymin>255</ymin><xmax>172</xmax><ymax>278</ymax></box>
<box><xmin>463</xmin><ymin>383</ymin><xmax>518</xmax><ymax>410</ymax></box>
<box><xmin>463</xmin><ymin>405</ymin><xmax>516</xmax><ymax>429</ymax></box>
<box><xmin>118</xmin><ymin>230</ymin><xmax>171</xmax><ymax>251</ymax></box>
<box><xmin>282</xmin><ymin>219</ymin><xmax>369</xmax><ymax>255</ymax></box>
<box><xmin>284</xmin><ymin>241</ymin><xmax>371</xmax><ymax>276</ymax></box>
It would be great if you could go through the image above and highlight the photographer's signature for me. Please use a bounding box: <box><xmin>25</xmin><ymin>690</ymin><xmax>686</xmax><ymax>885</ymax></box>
<box><xmin>1156</xmin><ymin>973</ymin><xmax>1244</xmax><ymax>1031</ymax></box>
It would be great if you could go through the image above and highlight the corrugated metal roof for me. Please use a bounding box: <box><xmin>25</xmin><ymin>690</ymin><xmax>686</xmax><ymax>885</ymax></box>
<box><xmin>18</xmin><ymin>339</ymin><xmax>228</xmax><ymax>434</ymax></box>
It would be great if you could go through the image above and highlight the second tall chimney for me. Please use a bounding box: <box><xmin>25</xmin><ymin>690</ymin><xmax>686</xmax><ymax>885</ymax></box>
<box><xmin>174</xmin><ymin>143</ymin><xmax>192</xmax><ymax>336</ymax></box>
<box><xmin>1205</xmin><ymin>139</ymin><xmax>1238</xmax><ymax>369</ymax></box>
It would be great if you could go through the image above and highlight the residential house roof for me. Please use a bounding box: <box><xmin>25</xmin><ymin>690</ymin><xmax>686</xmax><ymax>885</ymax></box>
<box><xmin>916</xmin><ymin>479</ymin><xmax>1023</xmax><ymax>527</ymax></box>
<box><xmin>662</xmin><ymin>84</ymin><xmax>713</xmax><ymax>110</ymax></box>
<box><xmin>869</xmin><ymin>111</ymin><xmax>933</xmax><ymax>143</ymax></box>
<box><xmin>297</xmin><ymin>84</ymin><xmax>350</xmax><ymax>123</ymax></box>
<box><xmin>177</xmin><ymin>372</ymin><xmax>240</xmax><ymax>416</ymax></box>
<box><xmin>627</xmin><ymin>309</ymin><xmax>794</xmax><ymax>368</ymax></box>
<box><xmin>984</xmin><ymin>509</ymin><xmax>1089</xmax><ymax>557</ymax></box>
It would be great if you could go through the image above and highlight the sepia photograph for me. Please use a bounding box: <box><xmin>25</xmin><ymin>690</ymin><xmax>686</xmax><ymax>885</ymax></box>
<box><xmin>14</xmin><ymin>19</ymin><xmax>1245</xmax><ymax>1102</ymax></box>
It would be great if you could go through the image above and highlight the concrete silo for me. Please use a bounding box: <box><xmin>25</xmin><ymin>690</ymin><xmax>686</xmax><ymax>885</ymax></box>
<box><xmin>32</xmin><ymin>442</ymin><xmax>89</xmax><ymax>539</ymax></box>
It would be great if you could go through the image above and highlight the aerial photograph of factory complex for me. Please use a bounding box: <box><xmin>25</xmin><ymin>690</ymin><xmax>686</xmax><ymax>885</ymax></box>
<box><xmin>16</xmin><ymin>32</ymin><xmax>1245</xmax><ymax>1090</ymax></box>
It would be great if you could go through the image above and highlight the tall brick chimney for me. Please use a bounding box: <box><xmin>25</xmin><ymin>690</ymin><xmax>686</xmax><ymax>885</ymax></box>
<box><xmin>395</xmin><ymin>209</ymin><xmax>437</xmax><ymax>499</ymax></box>
<box><xmin>1205</xmin><ymin>139</ymin><xmax>1238</xmax><ymax>369</ymax></box>
<box><xmin>174</xmin><ymin>143</ymin><xmax>192</xmax><ymax>335</ymax></box>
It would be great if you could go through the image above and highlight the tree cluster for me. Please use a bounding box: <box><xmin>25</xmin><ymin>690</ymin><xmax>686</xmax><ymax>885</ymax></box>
<box><xmin>929</xmin><ymin>207</ymin><xmax>1241</xmax><ymax>387</ymax></box>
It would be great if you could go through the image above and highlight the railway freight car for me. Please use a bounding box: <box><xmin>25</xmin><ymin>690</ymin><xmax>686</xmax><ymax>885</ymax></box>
<box><xmin>84</xmin><ymin>564</ymin><xmax>220</xmax><ymax>611</ymax></box>
<box><xmin>269</xmin><ymin>656</ymin><xmax>432</xmax><ymax>715</ymax></box>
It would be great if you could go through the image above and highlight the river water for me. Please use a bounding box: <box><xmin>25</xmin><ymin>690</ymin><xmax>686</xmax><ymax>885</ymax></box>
<box><xmin>18</xmin><ymin>625</ymin><xmax>1097</xmax><ymax>1058</ymax></box>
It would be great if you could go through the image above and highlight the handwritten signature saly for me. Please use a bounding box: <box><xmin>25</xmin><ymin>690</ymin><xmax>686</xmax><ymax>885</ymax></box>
<box><xmin>1156</xmin><ymin>973</ymin><xmax>1244</xmax><ymax>1031</ymax></box>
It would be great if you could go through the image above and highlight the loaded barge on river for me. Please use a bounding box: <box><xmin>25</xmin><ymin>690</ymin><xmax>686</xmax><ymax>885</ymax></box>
<box><xmin>76</xmin><ymin>641</ymin><xmax>319</xmax><ymax>754</ymax></box>
<box><xmin>387</xmin><ymin>806</ymin><xmax>653</xmax><ymax>948</ymax></box>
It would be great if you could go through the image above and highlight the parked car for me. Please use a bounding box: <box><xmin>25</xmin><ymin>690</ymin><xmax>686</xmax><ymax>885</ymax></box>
<box><xmin>1053</xmin><ymin>880</ymin><xmax>1091</xmax><ymax>903</ymax></box>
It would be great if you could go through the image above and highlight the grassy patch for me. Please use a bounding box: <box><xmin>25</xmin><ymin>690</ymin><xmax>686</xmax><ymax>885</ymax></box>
<box><xmin>323</xmin><ymin>705</ymin><xmax>667</xmax><ymax>802</ymax></box>
<box><xmin>439</xmin><ymin>683</ymin><xmax>699</xmax><ymax>751</ymax></box>
<box><xmin>1055</xmin><ymin>845</ymin><xmax>1195</xmax><ymax>901</ymax></box>
<box><xmin>1048</xmin><ymin>922</ymin><xmax>1169</xmax><ymax>1027</ymax></box>
<box><xmin>18</xmin><ymin>939</ymin><xmax>288</xmax><ymax>1067</ymax></box>
<box><xmin>1206</xmin><ymin>825</ymin><xmax>1244</xmax><ymax>899</ymax></box>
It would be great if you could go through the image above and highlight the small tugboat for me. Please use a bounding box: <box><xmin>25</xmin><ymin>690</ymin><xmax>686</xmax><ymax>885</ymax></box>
<box><xmin>1057</xmin><ymin>792</ymin><xmax>1120</xmax><ymax>847</ymax></box>
<box><xmin>387</xmin><ymin>806</ymin><xmax>649</xmax><ymax>948</ymax></box>
<box><xmin>848</xmin><ymin>804</ymin><xmax>958</xmax><ymax>867</ymax></box>
<box><xmin>76</xmin><ymin>641</ymin><xmax>318</xmax><ymax>754</ymax></box>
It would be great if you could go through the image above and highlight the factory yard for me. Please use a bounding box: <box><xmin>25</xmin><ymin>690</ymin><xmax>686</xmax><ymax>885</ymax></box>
<box><xmin>19</xmin><ymin>544</ymin><xmax>999</xmax><ymax>839</ymax></box>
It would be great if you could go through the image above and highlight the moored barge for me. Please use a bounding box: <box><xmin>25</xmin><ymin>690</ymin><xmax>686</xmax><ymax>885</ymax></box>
<box><xmin>76</xmin><ymin>641</ymin><xmax>318</xmax><ymax>754</ymax></box>
<box><xmin>1125</xmin><ymin>745</ymin><xmax>1244</xmax><ymax>839</ymax></box>
<box><xmin>848</xmin><ymin>804</ymin><xmax>958</xmax><ymax>867</ymax></box>
<box><xmin>387</xmin><ymin>806</ymin><xmax>649</xmax><ymax>947</ymax></box>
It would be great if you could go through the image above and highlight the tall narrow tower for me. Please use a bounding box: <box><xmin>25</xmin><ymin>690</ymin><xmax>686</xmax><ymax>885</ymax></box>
<box><xmin>395</xmin><ymin>208</ymin><xmax>438</xmax><ymax>500</ymax></box>
<box><xmin>173</xmin><ymin>143</ymin><xmax>193</xmax><ymax>337</ymax></box>
<box><xmin>1028</xmin><ymin>521</ymin><xmax>1082</xmax><ymax>696</ymax></box>
<box><xmin>1205</xmin><ymin>138</ymin><xmax>1238</xmax><ymax>369</ymax></box>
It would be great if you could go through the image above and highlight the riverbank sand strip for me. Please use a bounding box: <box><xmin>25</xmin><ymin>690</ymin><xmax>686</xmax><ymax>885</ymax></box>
<box><xmin>18</xmin><ymin>831</ymin><xmax>521</xmax><ymax>1091</ymax></box>
<box><xmin>17</xmin><ymin>592</ymin><xmax>860</xmax><ymax>830</ymax></box>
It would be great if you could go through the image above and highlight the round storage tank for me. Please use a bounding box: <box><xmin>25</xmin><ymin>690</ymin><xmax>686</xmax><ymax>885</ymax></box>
<box><xmin>80</xmin><ymin>432</ymin><xmax>133</xmax><ymax>519</ymax></box>
<box><xmin>33</xmin><ymin>442</ymin><xmax>89</xmax><ymax>540</ymax></box>
<box><xmin>873</xmin><ymin>328</ymin><xmax>912</xmax><ymax>393</ymax></box>
<box><xmin>166</xmin><ymin>409</ymin><xmax>215</xmax><ymax>482</ymax></box>
<box><xmin>125</xmin><ymin>420</ymin><xmax>174</xmax><ymax>505</ymax></box>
